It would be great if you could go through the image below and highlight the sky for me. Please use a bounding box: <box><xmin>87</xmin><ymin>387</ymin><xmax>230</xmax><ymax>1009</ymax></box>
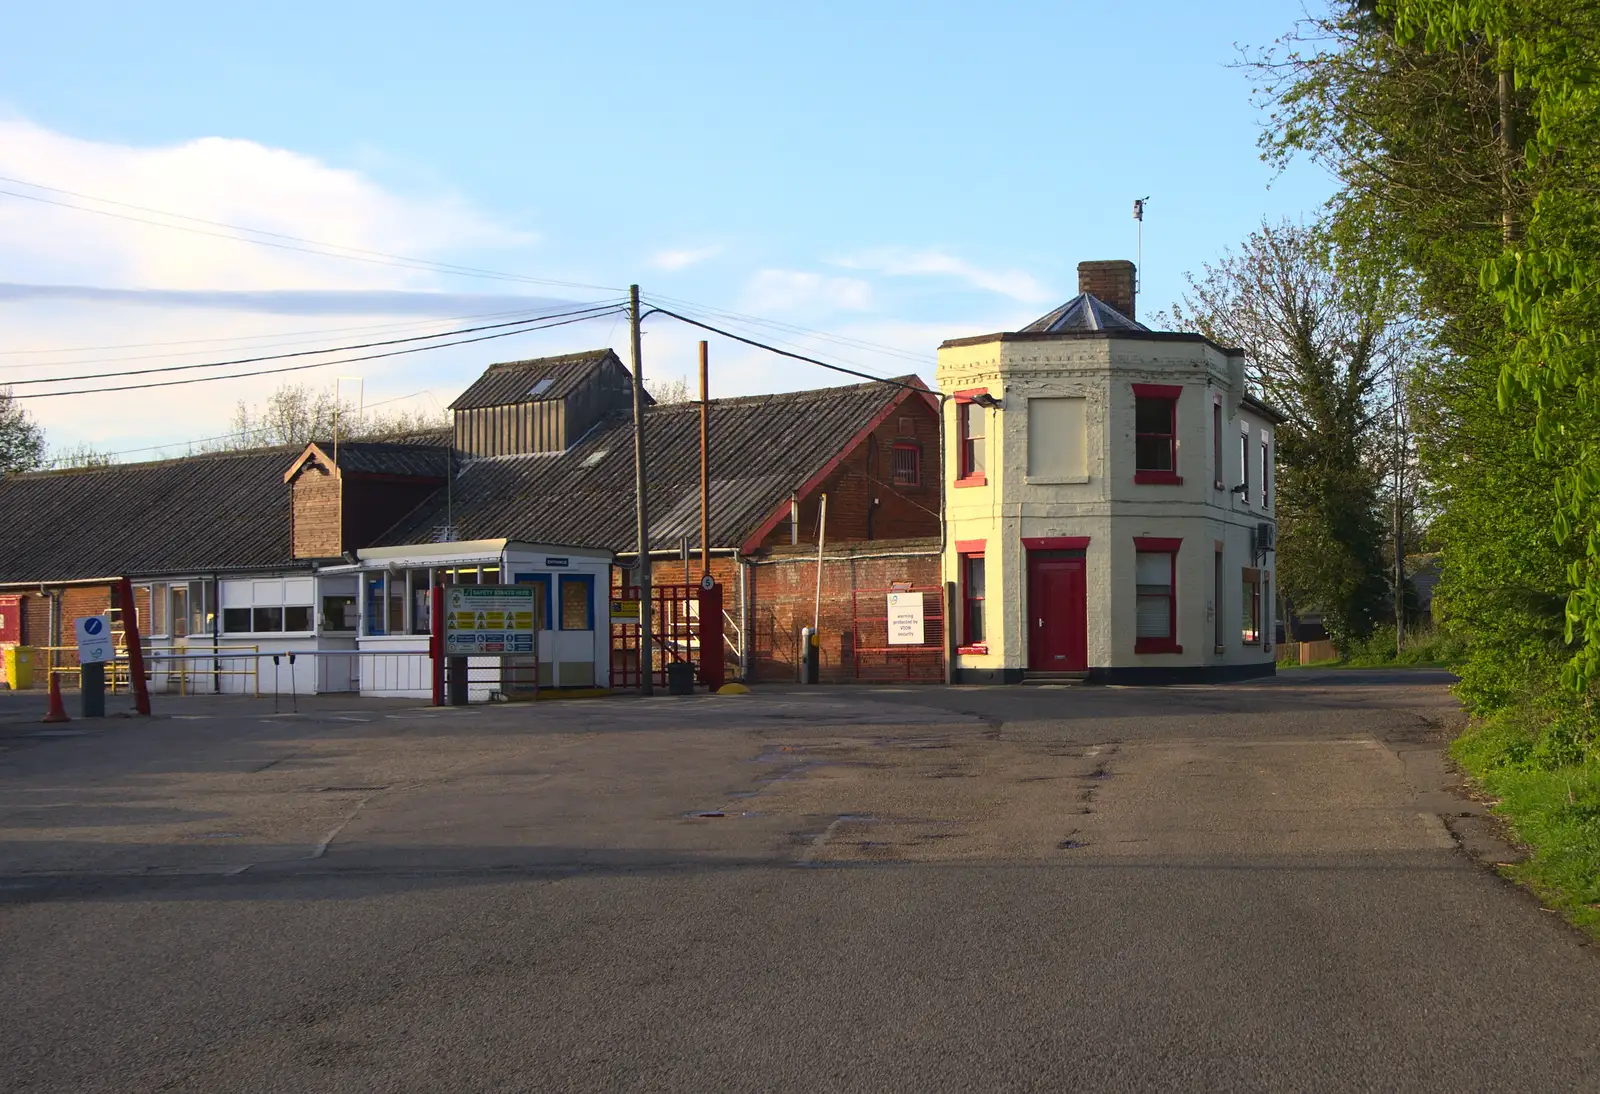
<box><xmin>0</xmin><ymin>1</ymin><xmax>1333</xmax><ymax>460</ymax></box>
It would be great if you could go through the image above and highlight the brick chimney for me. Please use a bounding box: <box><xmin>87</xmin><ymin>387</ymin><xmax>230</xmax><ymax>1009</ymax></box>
<box><xmin>1077</xmin><ymin>260</ymin><xmax>1137</xmax><ymax>321</ymax></box>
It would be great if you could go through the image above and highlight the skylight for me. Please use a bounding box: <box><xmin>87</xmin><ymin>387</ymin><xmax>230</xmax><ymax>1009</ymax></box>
<box><xmin>527</xmin><ymin>378</ymin><xmax>554</xmax><ymax>398</ymax></box>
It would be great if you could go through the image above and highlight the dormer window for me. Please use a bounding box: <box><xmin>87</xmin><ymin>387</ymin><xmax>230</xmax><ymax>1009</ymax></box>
<box><xmin>527</xmin><ymin>378</ymin><xmax>554</xmax><ymax>398</ymax></box>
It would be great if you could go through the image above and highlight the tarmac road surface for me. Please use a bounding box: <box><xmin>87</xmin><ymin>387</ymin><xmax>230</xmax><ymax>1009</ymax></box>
<box><xmin>2</xmin><ymin>670</ymin><xmax>1597</xmax><ymax>1092</ymax></box>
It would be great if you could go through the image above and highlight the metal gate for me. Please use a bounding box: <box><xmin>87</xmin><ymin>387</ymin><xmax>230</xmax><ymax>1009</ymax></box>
<box><xmin>611</xmin><ymin>583</ymin><xmax>725</xmax><ymax>690</ymax></box>
<box><xmin>850</xmin><ymin>585</ymin><xmax>945</xmax><ymax>682</ymax></box>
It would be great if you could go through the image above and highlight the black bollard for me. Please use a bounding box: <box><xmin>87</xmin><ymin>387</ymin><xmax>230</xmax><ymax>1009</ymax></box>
<box><xmin>81</xmin><ymin>661</ymin><xmax>105</xmax><ymax>718</ymax></box>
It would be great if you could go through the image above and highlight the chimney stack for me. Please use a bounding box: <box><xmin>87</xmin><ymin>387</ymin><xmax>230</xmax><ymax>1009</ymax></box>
<box><xmin>1077</xmin><ymin>260</ymin><xmax>1137</xmax><ymax>321</ymax></box>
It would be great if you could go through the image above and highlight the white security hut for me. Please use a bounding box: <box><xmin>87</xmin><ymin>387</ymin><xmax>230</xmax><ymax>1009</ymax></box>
<box><xmin>313</xmin><ymin>538</ymin><xmax>614</xmax><ymax>699</ymax></box>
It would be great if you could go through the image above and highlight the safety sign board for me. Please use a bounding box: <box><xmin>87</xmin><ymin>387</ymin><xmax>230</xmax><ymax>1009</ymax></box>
<box><xmin>75</xmin><ymin>615</ymin><xmax>115</xmax><ymax>665</ymax></box>
<box><xmin>444</xmin><ymin>586</ymin><xmax>536</xmax><ymax>656</ymax></box>
<box><xmin>610</xmin><ymin>598</ymin><xmax>641</xmax><ymax>624</ymax></box>
<box><xmin>886</xmin><ymin>592</ymin><xmax>925</xmax><ymax>646</ymax></box>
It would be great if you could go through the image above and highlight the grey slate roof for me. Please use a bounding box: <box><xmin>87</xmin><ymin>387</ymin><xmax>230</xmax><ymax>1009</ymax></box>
<box><xmin>379</xmin><ymin>378</ymin><xmax>926</xmax><ymax>553</ymax></box>
<box><xmin>0</xmin><ymin>446</ymin><xmax>304</xmax><ymax>584</ymax></box>
<box><xmin>448</xmin><ymin>349</ymin><xmax>641</xmax><ymax>411</ymax></box>
<box><xmin>1021</xmin><ymin>293</ymin><xmax>1149</xmax><ymax>334</ymax></box>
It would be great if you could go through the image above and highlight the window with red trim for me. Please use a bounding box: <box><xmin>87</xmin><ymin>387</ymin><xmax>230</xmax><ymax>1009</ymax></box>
<box><xmin>961</xmin><ymin>553</ymin><xmax>986</xmax><ymax>647</ymax></box>
<box><xmin>891</xmin><ymin>443</ymin><xmax>921</xmax><ymax>486</ymax></box>
<box><xmin>958</xmin><ymin>402</ymin><xmax>986</xmax><ymax>481</ymax></box>
<box><xmin>1135</xmin><ymin>548</ymin><xmax>1179</xmax><ymax>653</ymax></box>
<box><xmin>1135</xmin><ymin>396</ymin><xmax>1176</xmax><ymax>473</ymax></box>
<box><xmin>1242</xmin><ymin>568</ymin><xmax>1261</xmax><ymax>644</ymax></box>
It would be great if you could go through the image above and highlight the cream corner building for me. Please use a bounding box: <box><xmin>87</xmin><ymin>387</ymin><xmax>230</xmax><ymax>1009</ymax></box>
<box><xmin>938</xmin><ymin>261</ymin><xmax>1283</xmax><ymax>684</ymax></box>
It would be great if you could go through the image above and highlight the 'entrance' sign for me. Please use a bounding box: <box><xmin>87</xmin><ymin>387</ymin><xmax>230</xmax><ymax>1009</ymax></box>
<box><xmin>886</xmin><ymin>592</ymin><xmax>925</xmax><ymax>646</ymax></box>
<box><xmin>445</xmin><ymin>586</ymin><xmax>536</xmax><ymax>655</ymax></box>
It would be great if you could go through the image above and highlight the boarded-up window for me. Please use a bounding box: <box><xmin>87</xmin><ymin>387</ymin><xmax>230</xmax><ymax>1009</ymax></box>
<box><xmin>1027</xmin><ymin>397</ymin><xmax>1087</xmax><ymax>479</ymax></box>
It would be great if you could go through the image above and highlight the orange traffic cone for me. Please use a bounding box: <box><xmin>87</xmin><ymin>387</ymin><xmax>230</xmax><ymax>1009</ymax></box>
<box><xmin>42</xmin><ymin>672</ymin><xmax>69</xmax><ymax>724</ymax></box>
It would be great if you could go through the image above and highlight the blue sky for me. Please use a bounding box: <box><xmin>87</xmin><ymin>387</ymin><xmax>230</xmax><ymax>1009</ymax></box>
<box><xmin>0</xmin><ymin>1</ymin><xmax>1331</xmax><ymax>456</ymax></box>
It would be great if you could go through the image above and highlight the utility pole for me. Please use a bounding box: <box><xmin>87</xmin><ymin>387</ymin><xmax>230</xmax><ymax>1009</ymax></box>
<box><xmin>699</xmin><ymin>340</ymin><xmax>711</xmax><ymax>581</ymax></box>
<box><xmin>630</xmin><ymin>284</ymin><xmax>653</xmax><ymax>695</ymax></box>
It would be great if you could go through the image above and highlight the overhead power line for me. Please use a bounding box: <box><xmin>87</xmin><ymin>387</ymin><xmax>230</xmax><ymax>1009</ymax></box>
<box><xmin>646</xmin><ymin>291</ymin><xmax>937</xmax><ymax>367</ymax></box>
<box><xmin>0</xmin><ymin>304</ymin><xmax>591</xmax><ymax>365</ymax></box>
<box><xmin>3</xmin><ymin>301</ymin><xmax>623</xmax><ymax>387</ymax></box>
<box><xmin>643</xmin><ymin>302</ymin><xmax>931</xmax><ymax>397</ymax></box>
<box><xmin>10</xmin><ymin>305</ymin><xmax>626</xmax><ymax>400</ymax></box>
<box><xmin>0</xmin><ymin>175</ymin><xmax>622</xmax><ymax>293</ymax></box>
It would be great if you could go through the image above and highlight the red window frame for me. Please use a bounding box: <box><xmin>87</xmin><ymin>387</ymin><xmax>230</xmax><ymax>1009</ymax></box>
<box><xmin>958</xmin><ymin>548</ymin><xmax>987</xmax><ymax>652</ymax></box>
<box><xmin>1242</xmin><ymin>568</ymin><xmax>1261</xmax><ymax>645</ymax></box>
<box><xmin>1133</xmin><ymin>536</ymin><xmax>1183</xmax><ymax>654</ymax></box>
<box><xmin>891</xmin><ymin>442</ymin><xmax>921</xmax><ymax>487</ymax></box>
<box><xmin>1133</xmin><ymin>383</ymin><xmax>1183</xmax><ymax>485</ymax></box>
<box><xmin>954</xmin><ymin>390</ymin><xmax>988</xmax><ymax>487</ymax></box>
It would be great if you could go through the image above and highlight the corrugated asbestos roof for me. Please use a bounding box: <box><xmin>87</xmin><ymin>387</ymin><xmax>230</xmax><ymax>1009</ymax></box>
<box><xmin>324</xmin><ymin>439</ymin><xmax>451</xmax><ymax>478</ymax></box>
<box><xmin>1021</xmin><ymin>293</ymin><xmax>1149</xmax><ymax>334</ymax></box>
<box><xmin>0</xmin><ymin>446</ymin><xmax>304</xmax><ymax>584</ymax></box>
<box><xmin>448</xmin><ymin>349</ymin><xmax>627</xmax><ymax>411</ymax></box>
<box><xmin>379</xmin><ymin>378</ymin><xmax>924</xmax><ymax>552</ymax></box>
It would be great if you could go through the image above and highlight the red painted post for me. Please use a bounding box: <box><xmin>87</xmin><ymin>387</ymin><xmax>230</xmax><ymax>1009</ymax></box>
<box><xmin>115</xmin><ymin>577</ymin><xmax>151</xmax><ymax>716</ymax></box>
<box><xmin>699</xmin><ymin>582</ymin><xmax>725</xmax><ymax>690</ymax></box>
<box><xmin>430</xmin><ymin>584</ymin><xmax>445</xmax><ymax>707</ymax></box>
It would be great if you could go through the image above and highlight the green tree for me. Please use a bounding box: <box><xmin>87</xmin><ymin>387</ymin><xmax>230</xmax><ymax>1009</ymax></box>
<box><xmin>1384</xmin><ymin>0</ymin><xmax>1600</xmax><ymax>691</ymax></box>
<box><xmin>1242</xmin><ymin>2</ymin><xmax>1587</xmax><ymax>707</ymax></box>
<box><xmin>0</xmin><ymin>387</ymin><xmax>47</xmax><ymax>472</ymax></box>
<box><xmin>1163</xmin><ymin>219</ymin><xmax>1405</xmax><ymax>649</ymax></box>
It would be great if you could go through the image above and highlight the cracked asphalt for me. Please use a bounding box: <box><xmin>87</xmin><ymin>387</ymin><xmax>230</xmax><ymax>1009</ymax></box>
<box><xmin>3</xmin><ymin>669</ymin><xmax>1599</xmax><ymax>1092</ymax></box>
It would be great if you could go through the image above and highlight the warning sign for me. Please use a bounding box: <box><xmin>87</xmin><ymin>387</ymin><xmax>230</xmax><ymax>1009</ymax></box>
<box><xmin>886</xmin><ymin>592</ymin><xmax>925</xmax><ymax>646</ymax></box>
<box><xmin>444</xmin><ymin>586</ymin><xmax>536</xmax><ymax>656</ymax></box>
<box><xmin>610</xmin><ymin>598</ymin><xmax>641</xmax><ymax>624</ymax></box>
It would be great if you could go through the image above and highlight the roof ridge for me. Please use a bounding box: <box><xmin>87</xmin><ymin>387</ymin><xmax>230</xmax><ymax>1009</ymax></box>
<box><xmin>7</xmin><ymin>442</ymin><xmax>308</xmax><ymax>481</ymax></box>
<box><xmin>483</xmin><ymin>348</ymin><xmax>614</xmax><ymax>373</ymax></box>
<box><xmin>644</xmin><ymin>375</ymin><xmax>924</xmax><ymax>414</ymax></box>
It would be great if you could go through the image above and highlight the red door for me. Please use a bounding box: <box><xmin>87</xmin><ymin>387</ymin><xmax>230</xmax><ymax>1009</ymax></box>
<box><xmin>1028</xmin><ymin>552</ymin><xmax>1088</xmax><ymax>671</ymax></box>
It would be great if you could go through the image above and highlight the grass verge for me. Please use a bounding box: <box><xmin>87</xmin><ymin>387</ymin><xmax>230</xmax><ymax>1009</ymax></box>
<box><xmin>1451</xmin><ymin>707</ymin><xmax>1600</xmax><ymax>937</ymax></box>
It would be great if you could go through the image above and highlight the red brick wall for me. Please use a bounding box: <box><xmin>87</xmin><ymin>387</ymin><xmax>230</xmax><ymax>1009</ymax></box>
<box><xmin>745</xmin><ymin>541</ymin><xmax>942</xmax><ymax>683</ymax></box>
<box><xmin>17</xmin><ymin>586</ymin><xmax>115</xmax><ymax>677</ymax></box>
<box><xmin>756</xmin><ymin>395</ymin><xmax>942</xmax><ymax>551</ymax></box>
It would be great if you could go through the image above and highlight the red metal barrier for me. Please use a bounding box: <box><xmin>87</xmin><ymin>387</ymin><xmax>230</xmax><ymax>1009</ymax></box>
<box><xmin>850</xmin><ymin>585</ymin><xmax>945</xmax><ymax>683</ymax></box>
<box><xmin>115</xmin><ymin>577</ymin><xmax>152</xmax><ymax>715</ymax></box>
<box><xmin>612</xmin><ymin>582</ymin><xmax>722</xmax><ymax>690</ymax></box>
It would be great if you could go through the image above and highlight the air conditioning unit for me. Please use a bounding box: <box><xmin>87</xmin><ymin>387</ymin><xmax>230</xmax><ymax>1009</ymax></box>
<box><xmin>1256</xmin><ymin>522</ymin><xmax>1276</xmax><ymax>552</ymax></box>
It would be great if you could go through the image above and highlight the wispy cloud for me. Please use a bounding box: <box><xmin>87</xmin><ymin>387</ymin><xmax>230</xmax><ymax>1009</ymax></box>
<box><xmin>649</xmin><ymin>245</ymin><xmax>721</xmax><ymax>272</ymax></box>
<box><xmin>834</xmin><ymin>247</ymin><xmax>1054</xmax><ymax>304</ymax></box>
<box><xmin>741</xmin><ymin>269</ymin><xmax>873</xmax><ymax>314</ymax></box>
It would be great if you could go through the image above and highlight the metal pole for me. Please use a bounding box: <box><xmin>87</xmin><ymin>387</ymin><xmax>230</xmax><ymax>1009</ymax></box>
<box><xmin>630</xmin><ymin>284</ymin><xmax>654</xmax><ymax>695</ymax></box>
<box><xmin>700</xmin><ymin>340</ymin><xmax>711</xmax><ymax>580</ymax></box>
<box><xmin>813</xmin><ymin>493</ymin><xmax>827</xmax><ymax>633</ymax></box>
